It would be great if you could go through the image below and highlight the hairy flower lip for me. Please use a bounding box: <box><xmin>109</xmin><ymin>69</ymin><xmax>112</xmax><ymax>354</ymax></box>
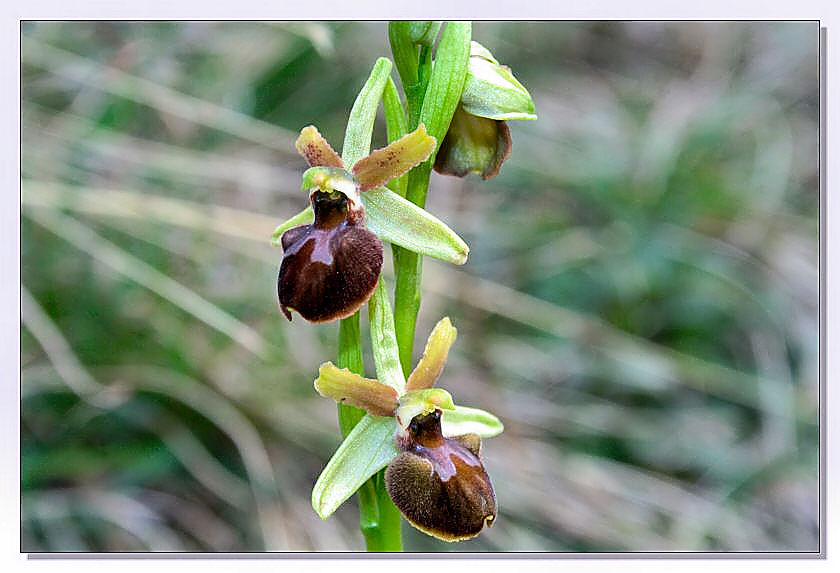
<box><xmin>277</xmin><ymin>191</ymin><xmax>383</xmax><ymax>323</ymax></box>
<box><xmin>386</xmin><ymin>409</ymin><xmax>497</xmax><ymax>542</ymax></box>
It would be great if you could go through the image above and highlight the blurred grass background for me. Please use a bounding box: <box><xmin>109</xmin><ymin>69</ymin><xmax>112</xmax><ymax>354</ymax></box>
<box><xmin>20</xmin><ymin>21</ymin><xmax>819</xmax><ymax>552</ymax></box>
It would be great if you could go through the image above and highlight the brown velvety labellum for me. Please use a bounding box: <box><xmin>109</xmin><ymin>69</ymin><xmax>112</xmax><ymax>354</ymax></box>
<box><xmin>277</xmin><ymin>192</ymin><xmax>383</xmax><ymax>323</ymax></box>
<box><xmin>385</xmin><ymin>410</ymin><xmax>497</xmax><ymax>542</ymax></box>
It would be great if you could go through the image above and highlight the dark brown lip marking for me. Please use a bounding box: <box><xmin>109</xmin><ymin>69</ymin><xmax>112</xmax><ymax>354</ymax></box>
<box><xmin>386</xmin><ymin>410</ymin><xmax>497</xmax><ymax>542</ymax></box>
<box><xmin>277</xmin><ymin>191</ymin><xmax>383</xmax><ymax>323</ymax></box>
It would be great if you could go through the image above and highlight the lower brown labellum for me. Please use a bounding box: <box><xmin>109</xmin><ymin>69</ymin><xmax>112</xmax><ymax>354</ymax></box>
<box><xmin>385</xmin><ymin>409</ymin><xmax>497</xmax><ymax>542</ymax></box>
<box><xmin>277</xmin><ymin>191</ymin><xmax>383</xmax><ymax>323</ymax></box>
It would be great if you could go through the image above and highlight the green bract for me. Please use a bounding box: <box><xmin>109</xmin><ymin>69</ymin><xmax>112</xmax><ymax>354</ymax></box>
<box><xmin>368</xmin><ymin>280</ymin><xmax>406</xmax><ymax>395</ymax></box>
<box><xmin>442</xmin><ymin>405</ymin><xmax>504</xmax><ymax>438</ymax></box>
<box><xmin>417</xmin><ymin>22</ymin><xmax>472</xmax><ymax>153</ymax></box>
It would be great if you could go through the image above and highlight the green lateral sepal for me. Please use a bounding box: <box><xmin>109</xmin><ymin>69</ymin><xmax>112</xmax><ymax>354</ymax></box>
<box><xmin>441</xmin><ymin>405</ymin><xmax>504</xmax><ymax>439</ymax></box>
<box><xmin>362</xmin><ymin>186</ymin><xmax>469</xmax><ymax>265</ymax></box>
<box><xmin>311</xmin><ymin>414</ymin><xmax>400</xmax><ymax>520</ymax></box>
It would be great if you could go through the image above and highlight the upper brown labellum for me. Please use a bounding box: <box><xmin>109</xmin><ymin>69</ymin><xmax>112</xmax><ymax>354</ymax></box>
<box><xmin>385</xmin><ymin>409</ymin><xmax>497</xmax><ymax>542</ymax></box>
<box><xmin>277</xmin><ymin>191</ymin><xmax>383</xmax><ymax>323</ymax></box>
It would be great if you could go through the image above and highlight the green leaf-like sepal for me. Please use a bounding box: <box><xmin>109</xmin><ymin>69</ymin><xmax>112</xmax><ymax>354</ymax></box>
<box><xmin>362</xmin><ymin>186</ymin><xmax>469</xmax><ymax>265</ymax></box>
<box><xmin>342</xmin><ymin>57</ymin><xmax>393</xmax><ymax>168</ymax></box>
<box><xmin>441</xmin><ymin>405</ymin><xmax>504</xmax><ymax>439</ymax></box>
<box><xmin>461</xmin><ymin>41</ymin><xmax>537</xmax><ymax>121</ymax></box>
<box><xmin>311</xmin><ymin>414</ymin><xmax>400</xmax><ymax>519</ymax></box>
<box><xmin>368</xmin><ymin>279</ymin><xmax>406</xmax><ymax>395</ymax></box>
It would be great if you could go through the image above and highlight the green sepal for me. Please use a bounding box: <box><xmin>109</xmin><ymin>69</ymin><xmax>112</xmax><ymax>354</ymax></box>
<box><xmin>311</xmin><ymin>414</ymin><xmax>400</xmax><ymax>520</ymax></box>
<box><xmin>441</xmin><ymin>405</ymin><xmax>504</xmax><ymax>439</ymax></box>
<box><xmin>342</xmin><ymin>57</ymin><xmax>393</xmax><ymax>168</ymax></box>
<box><xmin>460</xmin><ymin>41</ymin><xmax>536</xmax><ymax>121</ymax></box>
<box><xmin>368</xmin><ymin>279</ymin><xmax>407</xmax><ymax>395</ymax></box>
<box><xmin>270</xmin><ymin>205</ymin><xmax>313</xmax><ymax>247</ymax></box>
<box><xmin>362</xmin><ymin>186</ymin><xmax>469</xmax><ymax>265</ymax></box>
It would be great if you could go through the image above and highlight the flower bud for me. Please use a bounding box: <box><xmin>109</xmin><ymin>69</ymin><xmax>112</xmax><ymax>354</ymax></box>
<box><xmin>433</xmin><ymin>42</ymin><xmax>535</xmax><ymax>181</ymax></box>
<box><xmin>385</xmin><ymin>409</ymin><xmax>496</xmax><ymax>542</ymax></box>
<box><xmin>433</xmin><ymin>104</ymin><xmax>512</xmax><ymax>180</ymax></box>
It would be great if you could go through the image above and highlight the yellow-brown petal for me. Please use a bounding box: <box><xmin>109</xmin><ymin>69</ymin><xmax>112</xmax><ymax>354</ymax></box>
<box><xmin>314</xmin><ymin>362</ymin><xmax>399</xmax><ymax>417</ymax></box>
<box><xmin>406</xmin><ymin>317</ymin><xmax>458</xmax><ymax>391</ymax></box>
<box><xmin>352</xmin><ymin>124</ymin><xmax>437</xmax><ymax>192</ymax></box>
<box><xmin>295</xmin><ymin>125</ymin><xmax>345</xmax><ymax>168</ymax></box>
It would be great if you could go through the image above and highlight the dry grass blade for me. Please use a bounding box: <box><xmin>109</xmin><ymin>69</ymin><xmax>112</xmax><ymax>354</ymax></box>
<box><xmin>22</xmin><ymin>103</ymin><xmax>301</xmax><ymax>194</ymax></box>
<box><xmin>22</xmin><ymin>35</ymin><xmax>298</xmax><ymax>152</ymax></box>
<box><xmin>20</xmin><ymin>286</ymin><xmax>106</xmax><ymax>404</ymax></box>
<box><xmin>23</xmin><ymin>180</ymin><xmax>280</xmax><ymax>244</ymax></box>
<box><xmin>23</xmin><ymin>206</ymin><xmax>271</xmax><ymax>358</ymax></box>
<box><xmin>22</xmin><ymin>181</ymin><xmax>810</xmax><ymax>417</ymax></box>
<box><xmin>23</xmin><ymin>488</ymin><xmax>185</xmax><ymax>551</ymax></box>
<box><xmin>22</xmin><ymin>364</ymin><xmax>290</xmax><ymax>550</ymax></box>
<box><xmin>424</xmin><ymin>262</ymin><xmax>810</xmax><ymax>418</ymax></box>
<box><xmin>20</xmin><ymin>293</ymin><xmax>254</xmax><ymax>511</ymax></box>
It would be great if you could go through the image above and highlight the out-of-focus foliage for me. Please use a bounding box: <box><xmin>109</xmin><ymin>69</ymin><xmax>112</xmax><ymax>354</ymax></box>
<box><xmin>21</xmin><ymin>22</ymin><xmax>819</xmax><ymax>552</ymax></box>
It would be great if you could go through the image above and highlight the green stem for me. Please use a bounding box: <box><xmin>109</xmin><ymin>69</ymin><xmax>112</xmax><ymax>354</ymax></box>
<box><xmin>357</xmin><ymin>471</ymin><xmax>404</xmax><ymax>551</ymax></box>
<box><xmin>337</xmin><ymin>315</ymin><xmax>365</xmax><ymax>434</ymax></box>
<box><xmin>337</xmin><ymin>55</ymin><xmax>404</xmax><ymax>552</ymax></box>
<box><xmin>390</xmin><ymin>22</ymin><xmax>471</xmax><ymax>376</ymax></box>
<box><xmin>337</xmin><ymin>315</ymin><xmax>403</xmax><ymax>552</ymax></box>
<box><xmin>393</xmin><ymin>162</ymin><xmax>432</xmax><ymax>375</ymax></box>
